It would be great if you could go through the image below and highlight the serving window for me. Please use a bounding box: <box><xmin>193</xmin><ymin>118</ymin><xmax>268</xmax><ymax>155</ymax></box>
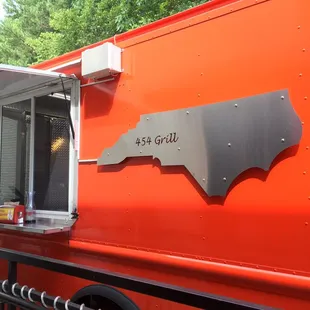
<box><xmin>0</xmin><ymin>65</ymin><xmax>79</xmax><ymax>233</ymax></box>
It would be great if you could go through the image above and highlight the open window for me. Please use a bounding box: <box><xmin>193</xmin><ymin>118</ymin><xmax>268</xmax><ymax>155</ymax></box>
<box><xmin>0</xmin><ymin>65</ymin><xmax>80</xmax><ymax>234</ymax></box>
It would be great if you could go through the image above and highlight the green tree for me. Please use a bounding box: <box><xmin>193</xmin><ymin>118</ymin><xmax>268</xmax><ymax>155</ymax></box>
<box><xmin>0</xmin><ymin>0</ymin><xmax>208</xmax><ymax>66</ymax></box>
<box><xmin>0</xmin><ymin>0</ymin><xmax>74</xmax><ymax>65</ymax></box>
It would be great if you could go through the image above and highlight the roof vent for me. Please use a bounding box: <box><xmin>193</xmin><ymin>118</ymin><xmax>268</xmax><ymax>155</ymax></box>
<box><xmin>81</xmin><ymin>42</ymin><xmax>122</xmax><ymax>80</ymax></box>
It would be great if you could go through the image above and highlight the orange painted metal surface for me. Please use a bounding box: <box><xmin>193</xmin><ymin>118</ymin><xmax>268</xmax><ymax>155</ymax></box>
<box><xmin>0</xmin><ymin>0</ymin><xmax>309</xmax><ymax>309</ymax></box>
<box><xmin>69</xmin><ymin>240</ymin><xmax>310</xmax><ymax>297</ymax></box>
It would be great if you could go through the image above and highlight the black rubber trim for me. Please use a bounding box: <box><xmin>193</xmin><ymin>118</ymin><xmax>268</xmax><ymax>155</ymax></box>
<box><xmin>71</xmin><ymin>284</ymin><xmax>140</xmax><ymax>310</ymax></box>
<box><xmin>0</xmin><ymin>248</ymin><xmax>276</xmax><ymax>310</ymax></box>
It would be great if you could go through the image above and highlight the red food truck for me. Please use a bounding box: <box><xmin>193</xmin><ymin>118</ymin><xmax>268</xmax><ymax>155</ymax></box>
<box><xmin>0</xmin><ymin>0</ymin><xmax>309</xmax><ymax>309</ymax></box>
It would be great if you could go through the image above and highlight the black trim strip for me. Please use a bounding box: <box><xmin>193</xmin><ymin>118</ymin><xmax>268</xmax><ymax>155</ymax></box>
<box><xmin>0</xmin><ymin>248</ymin><xmax>278</xmax><ymax>310</ymax></box>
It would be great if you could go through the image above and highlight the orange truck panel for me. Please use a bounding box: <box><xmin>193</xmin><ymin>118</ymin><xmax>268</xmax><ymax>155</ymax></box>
<box><xmin>0</xmin><ymin>0</ymin><xmax>309</xmax><ymax>309</ymax></box>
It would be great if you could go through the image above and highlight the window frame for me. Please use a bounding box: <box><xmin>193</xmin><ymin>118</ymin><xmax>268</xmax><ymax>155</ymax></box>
<box><xmin>0</xmin><ymin>78</ymin><xmax>80</xmax><ymax>220</ymax></box>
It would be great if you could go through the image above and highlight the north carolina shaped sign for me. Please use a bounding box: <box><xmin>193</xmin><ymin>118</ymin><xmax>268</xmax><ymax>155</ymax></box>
<box><xmin>97</xmin><ymin>89</ymin><xmax>302</xmax><ymax>197</ymax></box>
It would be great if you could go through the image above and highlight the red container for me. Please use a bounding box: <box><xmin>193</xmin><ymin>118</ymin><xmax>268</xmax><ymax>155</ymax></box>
<box><xmin>0</xmin><ymin>205</ymin><xmax>25</xmax><ymax>224</ymax></box>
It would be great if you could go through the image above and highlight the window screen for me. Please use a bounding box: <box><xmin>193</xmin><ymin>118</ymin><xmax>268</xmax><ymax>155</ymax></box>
<box><xmin>35</xmin><ymin>95</ymin><xmax>70</xmax><ymax>212</ymax></box>
<box><xmin>0</xmin><ymin>100</ymin><xmax>30</xmax><ymax>206</ymax></box>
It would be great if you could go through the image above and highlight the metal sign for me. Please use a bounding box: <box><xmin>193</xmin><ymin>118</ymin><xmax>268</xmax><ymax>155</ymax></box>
<box><xmin>98</xmin><ymin>89</ymin><xmax>302</xmax><ymax>196</ymax></box>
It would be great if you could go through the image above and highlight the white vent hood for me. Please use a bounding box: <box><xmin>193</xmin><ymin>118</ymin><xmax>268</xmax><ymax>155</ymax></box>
<box><xmin>81</xmin><ymin>42</ymin><xmax>123</xmax><ymax>80</ymax></box>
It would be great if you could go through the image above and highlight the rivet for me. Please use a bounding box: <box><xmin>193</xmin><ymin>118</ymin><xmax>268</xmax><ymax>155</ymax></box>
<box><xmin>303</xmin><ymin>171</ymin><xmax>307</xmax><ymax>175</ymax></box>
<box><xmin>303</xmin><ymin>48</ymin><xmax>306</xmax><ymax>52</ymax></box>
<box><xmin>186</xmin><ymin>111</ymin><xmax>189</xmax><ymax>114</ymax></box>
<box><xmin>228</xmin><ymin>143</ymin><xmax>231</xmax><ymax>147</ymax></box>
<box><xmin>302</xmin><ymin>122</ymin><xmax>305</xmax><ymax>125</ymax></box>
<box><xmin>298</xmin><ymin>25</ymin><xmax>301</xmax><ymax>29</ymax></box>
<box><xmin>307</xmin><ymin>146</ymin><xmax>309</xmax><ymax>150</ymax></box>
<box><xmin>281</xmin><ymin>96</ymin><xmax>285</xmax><ymax>100</ymax></box>
<box><xmin>305</xmin><ymin>97</ymin><xmax>308</xmax><ymax>100</ymax></box>
<box><xmin>308</xmin><ymin>196</ymin><xmax>310</xmax><ymax>200</ymax></box>
<box><xmin>203</xmin><ymin>237</ymin><xmax>206</xmax><ymax>240</ymax></box>
<box><xmin>299</xmin><ymin>73</ymin><xmax>303</xmax><ymax>77</ymax></box>
<box><xmin>146</xmin><ymin>117</ymin><xmax>149</xmax><ymax>120</ymax></box>
<box><xmin>281</xmin><ymin>138</ymin><xmax>285</xmax><ymax>143</ymax></box>
<box><xmin>198</xmin><ymin>93</ymin><xmax>201</xmax><ymax>97</ymax></box>
<box><xmin>200</xmin><ymin>73</ymin><xmax>203</xmax><ymax>76</ymax></box>
<box><xmin>234</xmin><ymin>104</ymin><xmax>238</xmax><ymax>108</ymax></box>
<box><xmin>140</xmin><ymin>150</ymin><xmax>142</xmax><ymax>153</ymax></box>
<box><xmin>223</xmin><ymin>177</ymin><xmax>227</xmax><ymax>182</ymax></box>
<box><xmin>202</xmin><ymin>178</ymin><xmax>206</xmax><ymax>182</ymax></box>
<box><xmin>178</xmin><ymin>147</ymin><xmax>181</xmax><ymax>151</ymax></box>
<box><xmin>305</xmin><ymin>222</ymin><xmax>309</xmax><ymax>226</ymax></box>
<box><xmin>198</xmin><ymin>54</ymin><xmax>200</xmax><ymax>56</ymax></box>
<box><xmin>107</xmin><ymin>153</ymin><xmax>110</xmax><ymax>156</ymax></box>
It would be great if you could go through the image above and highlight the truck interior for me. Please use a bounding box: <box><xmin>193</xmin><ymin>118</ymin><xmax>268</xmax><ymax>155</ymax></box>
<box><xmin>0</xmin><ymin>64</ymin><xmax>79</xmax><ymax>233</ymax></box>
<box><xmin>0</xmin><ymin>95</ymin><xmax>70</xmax><ymax>212</ymax></box>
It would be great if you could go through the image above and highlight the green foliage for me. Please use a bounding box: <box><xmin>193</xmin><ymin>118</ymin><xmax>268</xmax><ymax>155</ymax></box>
<box><xmin>0</xmin><ymin>0</ymin><xmax>208</xmax><ymax>66</ymax></box>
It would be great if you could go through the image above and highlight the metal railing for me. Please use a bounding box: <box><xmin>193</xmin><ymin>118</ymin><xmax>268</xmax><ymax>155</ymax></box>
<box><xmin>0</xmin><ymin>262</ymin><xmax>94</xmax><ymax>310</ymax></box>
<box><xmin>0</xmin><ymin>248</ymin><xmax>278</xmax><ymax>310</ymax></box>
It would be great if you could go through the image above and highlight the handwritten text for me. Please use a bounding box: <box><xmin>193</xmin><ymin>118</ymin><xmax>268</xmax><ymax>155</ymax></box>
<box><xmin>136</xmin><ymin>132</ymin><xmax>179</xmax><ymax>147</ymax></box>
